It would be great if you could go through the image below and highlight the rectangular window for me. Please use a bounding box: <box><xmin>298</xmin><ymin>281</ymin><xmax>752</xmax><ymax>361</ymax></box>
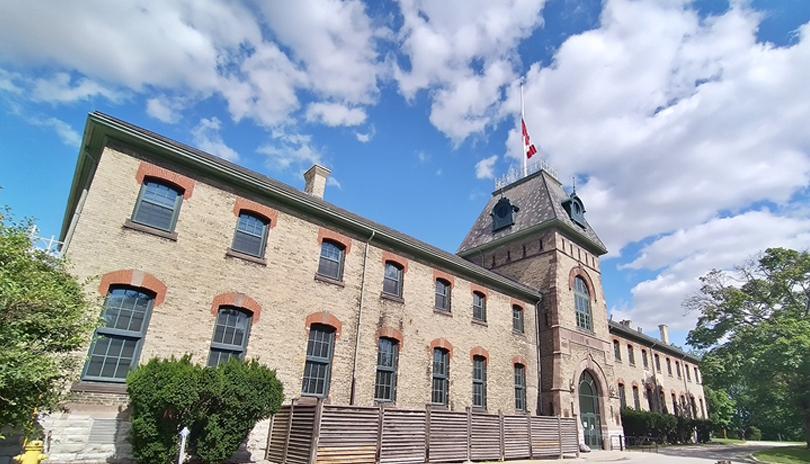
<box><xmin>655</xmin><ymin>354</ymin><xmax>661</xmax><ymax>372</ymax></box>
<box><xmin>208</xmin><ymin>307</ymin><xmax>251</xmax><ymax>367</ymax></box>
<box><xmin>646</xmin><ymin>387</ymin><xmax>655</xmax><ymax>411</ymax></box>
<box><xmin>317</xmin><ymin>240</ymin><xmax>345</xmax><ymax>280</ymax></box>
<box><xmin>435</xmin><ymin>279</ymin><xmax>451</xmax><ymax>311</ymax></box>
<box><xmin>302</xmin><ymin>325</ymin><xmax>336</xmax><ymax>397</ymax></box>
<box><xmin>618</xmin><ymin>384</ymin><xmax>626</xmax><ymax>409</ymax></box>
<box><xmin>132</xmin><ymin>180</ymin><xmax>182</xmax><ymax>232</ymax></box>
<box><xmin>686</xmin><ymin>364</ymin><xmax>692</xmax><ymax>381</ymax></box>
<box><xmin>613</xmin><ymin>340</ymin><xmax>621</xmax><ymax>361</ymax></box>
<box><xmin>666</xmin><ymin>358</ymin><xmax>672</xmax><ymax>376</ymax></box>
<box><xmin>83</xmin><ymin>287</ymin><xmax>154</xmax><ymax>382</ymax></box>
<box><xmin>472</xmin><ymin>292</ymin><xmax>486</xmax><ymax>322</ymax></box>
<box><xmin>374</xmin><ymin>338</ymin><xmax>399</xmax><ymax>402</ymax></box>
<box><xmin>632</xmin><ymin>386</ymin><xmax>641</xmax><ymax>410</ymax></box>
<box><xmin>695</xmin><ymin>367</ymin><xmax>700</xmax><ymax>383</ymax></box>
<box><xmin>512</xmin><ymin>305</ymin><xmax>524</xmax><ymax>333</ymax></box>
<box><xmin>627</xmin><ymin>345</ymin><xmax>635</xmax><ymax>365</ymax></box>
<box><xmin>431</xmin><ymin>348</ymin><xmax>449</xmax><ymax>405</ymax></box>
<box><xmin>642</xmin><ymin>350</ymin><xmax>649</xmax><ymax>369</ymax></box>
<box><xmin>514</xmin><ymin>364</ymin><xmax>527</xmax><ymax>411</ymax></box>
<box><xmin>232</xmin><ymin>213</ymin><xmax>269</xmax><ymax>257</ymax></box>
<box><xmin>676</xmin><ymin>361</ymin><xmax>681</xmax><ymax>378</ymax></box>
<box><xmin>383</xmin><ymin>262</ymin><xmax>403</xmax><ymax>297</ymax></box>
<box><xmin>472</xmin><ymin>356</ymin><xmax>487</xmax><ymax>409</ymax></box>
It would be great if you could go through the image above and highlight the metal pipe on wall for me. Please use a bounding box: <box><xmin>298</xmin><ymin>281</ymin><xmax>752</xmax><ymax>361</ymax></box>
<box><xmin>349</xmin><ymin>230</ymin><xmax>375</xmax><ymax>405</ymax></box>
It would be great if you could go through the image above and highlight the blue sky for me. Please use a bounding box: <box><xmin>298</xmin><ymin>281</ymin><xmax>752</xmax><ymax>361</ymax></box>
<box><xmin>1</xmin><ymin>0</ymin><xmax>809</xmax><ymax>349</ymax></box>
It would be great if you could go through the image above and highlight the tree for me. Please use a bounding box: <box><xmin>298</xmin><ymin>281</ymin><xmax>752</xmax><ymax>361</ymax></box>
<box><xmin>686</xmin><ymin>248</ymin><xmax>810</xmax><ymax>447</ymax></box>
<box><xmin>0</xmin><ymin>210</ymin><xmax>98</xmax><ymax>436</ymax></box>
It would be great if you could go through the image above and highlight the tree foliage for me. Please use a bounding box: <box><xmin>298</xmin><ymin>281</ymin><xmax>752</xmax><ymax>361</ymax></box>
<box><xmin>0</xmin><ymin>210</ymin><xmax>98</xmax><ymax>435</ymax></box>
<box><xmin>686</xmin><ymin>248</ymin><xmax>810</xmax><ymax>447</ymax></box>
<box><xmin>127</xmin><ymin>356</ymin><xmax>284</xmax><ymax>464</ymax></box>
<box><xmin>621</xmin><ymin>408</ymin><xmax>712</xmax><ymax>445</ymax></box>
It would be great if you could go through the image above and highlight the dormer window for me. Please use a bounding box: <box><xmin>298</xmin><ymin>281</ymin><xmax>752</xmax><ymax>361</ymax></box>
<box><xmin>491</xmin><ymin>197</ymin><xmax>518</xmax><ymax>232</ymax></box>
<box><xmin>562</xmin><ymin>193</ymin><xmax>587</xmax><ymax>228</ymax></box>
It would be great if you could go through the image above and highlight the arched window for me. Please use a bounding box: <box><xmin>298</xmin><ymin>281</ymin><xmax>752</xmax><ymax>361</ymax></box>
<box><xmin>574</xmin><ymin>276</ymin><xmax>592</xmax><ymax>330</ymax></box>
<box><xmin>686</xmin><ymin>364</ymin><xmax>692</xmax><ymax>382</ymax></box>
<box><xmin>208</xmin><ymin>307</ymin><xmax>252</xmax><ymax>367</ymax></box>
<box><xmin>232</xmin><ymin>212</ymin><xmax>270</xmax><ymax>257</ymax></box>
<box><xmin>654</xmin><ymin>354</ymin><xmax>661</xmax><ymax>372</ymax></box>
<box><xmin>699</xmin><ymin>398</ymin><xmax>705</xmax><ymax>418</ymax></box>
<box><xmin>666</xmin><ymin>358</ymin><xmax>672</xmax><ymax>376</ymax></box>
<box><xmin>472</xmin><ymin>355</ymin><xmax>487</xmax><ymax>409</ymax></box>
<box><xmin>383</xmin><ymin>261</ymin><xmax>404</xmax><ymax>297</ymax></box>
<box><xmin>613</xmin><ymin>340</ymin><xmax>621</xmax><ymax>361</ymax></box>
<box><xmin>646</xmin><ymin>386</ymin><xmax>655</xmax><ymax>411</ymax></box>
<box><xmin>512</xmin><ymin>305</ymin><xmax>524</xmax><ymax>333</ymax></box>
<box><xmin>302</xmin><ymin>324</ymin><xmax>336</xmax><ymax>397</ymax></box>
<box><xmin>132</xmin><ymin>180</ymin><xmax>183</xmax><ymax>232</ymax></box>
<box><xmin>374</xmin><ymin>338</ymin><xmax>399</xmax><ymax>402</ymax></box>
<box><xmin>514</xmin><ymin>364</ymin><xmax>527</xmax><ymax>411</ymax></box>
<box><xmin>318</xmin><ymin>240</ymin><xmax>346</xmax><ymax>281</ymax></box>
<box><xmin>632</xmin><ymin>385</ymin><xmax>641</xmax><ymax>410</ymax></box>
<box><xmin>435</xmin><ymin>278</ymin><xmax>452</xmax><ymax>311</ymax></box>
<box><xmin>472</xmin><ymin>291</ymin><xmax>486</xmax><ymax>322</ymax></box>
<box><xmin>627</xmin><ymin>345</ymin><xmax>635</xmax><ymax>365</ymax></box>
<box><xmin>618</xmin><ymin>383</ymin><xmax>626</xmax><ymax>409</ymax></box>
<box><xmin>431</xmin><ymin>348</ymin><xmax>450</xmax><ymax>405</ymax></box>
<box><xmin>642</xmin><ymin>349</ymin><xmax>649</xmax><ymax>369</ymax></box>
<box><xmin>676</xmin><ymin>361</ymin><xmax>682</xmax><ymax>378</ymax></box>
<box><xmin>83</xmin><ymin>286</ymin><xmax>155</xmax><ymax>382</ymax></box>
<box><xmin>671</xmin><ymin>393</ymin><xmax>678</xmax><ymax>416</ymax></box>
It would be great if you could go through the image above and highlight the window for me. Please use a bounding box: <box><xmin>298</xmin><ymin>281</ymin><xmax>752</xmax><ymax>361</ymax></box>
<box><xmin>618</xmin><ymin>383</ymin><xmax>626</xmax><ymax>409</ymax></box>
<box><xmin>676</xmin><ymin>361</ymin><xmax>681</xmax><ymax>378</ymax></box>
<box><xmin>699</xmin><ymin>398</ymin><xmax>705</xmax><ymax>418</ymax></box>
<box><xmin>671</xmin><ymin>393</ymin><xmax>678</xmax><ymax>416</ymax></box>
<box><xmin>659</xmin><ymin>389</ymin><xmax>667</xmax><ymax>413</ymax></box>
<box><xmin>472</xmin><ymin>356</ymin><xmax>487</xmax><ymax>409</ymax></box>
<box><xmin>431</xmin><ymin>348</ymin><xmax>449</xmax><ymax>405</ymax></box>
<box><xmin>383</xmin><ymin>261</ymin><xmax>404</xmax><ymax>297</ymax></box>
<box><xmin>132</xmin><ymin>180</ymin><xmax>183</xmax><ymax>232</ymax></box>
<box><xmin>512</xmin><ymin>305</ymin><xmax>524</xmax><ymax>333</ymax></box>
<box><xmin>83</xmin><ymin>287</ymin><xmax>154</xmax><ymax>382</ymax></box>
<box><xmin>642</xmin><ymin>349</ymin><xmax>649</xmax><ymax>369</ymax></box>
<box><xmin>232</xmin><ymin>212</ymin><xmax>269</xmax><ymax>257</ymax></box>
<box><xmin>207</xmin><ymin>307</ymin><xmax>252</xmax><ymax>367</ymax></box>
<box><xmin>655</xmin><ymin>354</ymin><xmax>661</xmax><ymax>372</ymax></box>
<box><xmin>627</xmin><ymin>345</ymin><xmax>635</xmax><ymax>365</ymax></box>
<box><xmin>686</xmin><ymin>364</ymin><xmax>692</xmax><ymax>382</ymax></box>
<box><xmin>302</xmin><ymin>324</ymin><xmax>336</xmax><ymax>397</ymax></box>
<box><xmin>690</xmin><ymin>396</ymin><xmax>698</xmax><ymax>418</ymax></box>
<box><xmin>435</xmin><ymin>279</ymin><xmax>452</xmax><ymax>311</ymax></box>
<box><xmin>574</xmin><ymin>276</ymin><xmax>592</xmax><ymax>330</ymax></box>
<box><xmin>472</xmin><ymin>292</ymin><xmax>487</xmax><ymax>322</ymax></box>
<box><xmin>613</xmin><ymin>340</ymin><xmax>621</xmax><ymax>361</ymax></box>
<box><xmin>492</xmin><ymin>197</ymin><xmax>517</xmax><ymax>231</ymax></box>
<box><xmin>666</xmin><ymin>358</ymin><xmax>672</xmax><ymax>376</ymax></box>
<box><xmin>374</xmin><ymin>338</ymin><xmax>399</xmax><ymax>402</ymax></box>
<box><xmin>317</xmin><ymin>240</ymin><xmax>345</xmax><ymax>281</ymax></box>
<box><xmin>695</xmin><ymin>367</ymin><xmax>700</xmax><ymax>383</ymax></box>
<box><xmin>646</xmin><ymin>386</ymin><xmax>655</xmax><ymax>411</ymax></box>
<box><xmin>632</xmin><ymin>386</ymin><xmax>641</xmax><ymax>410</ymax></box>
<box><xmin>514</xmin><ymin>364</ymin><xmax>527</xmax><ymax>411</ymax></box>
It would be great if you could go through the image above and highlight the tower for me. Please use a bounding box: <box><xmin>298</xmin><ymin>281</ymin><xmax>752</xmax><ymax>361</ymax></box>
<box><xmin>458</xmin><ymin>168</ymin><xmax>623</xmax><ymax>448</ymax></box>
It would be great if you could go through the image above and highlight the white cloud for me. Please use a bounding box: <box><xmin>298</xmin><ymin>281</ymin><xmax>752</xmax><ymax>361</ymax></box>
<box><xmin>32</xmin><ymin>72</ymin><xmax>122</xmax><ymax>103</ymax></box>
<box><xmin>28</xmin><ymin>116</ymin><xmax>81</xmax><ymax>147</ymax></box>
<box><xmin>305</xmin><ymin>102</ymin><xmax>367</xmax><ymax>127</ymax></box>
<box><xmin>417</xmin><ymin>151</ymin><xmax>429</xmax><ymax>163</ymax></box>
<box><xmin>258</xmin><ymin>129</ymin><xmax>323</xmax><ymax>171</ymax></box>
<box><xmin>327</xmin><ymin>177</ymin><xmax>343</xmax><ymax>189</ymax></box>
<box><xmin>146</xmin><ymin>97</ymin><xmax>183</xmax><ymax>124</ymax></box>
<box><xmin>613</xmin><ymin>209</ymin><xmax>810</xmax><ymax>331</ymax></box>
<box><xmin>475</xmin><ymin>155</ymin><xmax>498</xmax><ymax>179</ymax></box>
<box><xmin>355</xmin><ymin>124</ymin><xmax>376</xmax><ymax>143</ymax></box>
<box><xmin>190</xmin><ymin>117</ymin><xmax>239</xmax><ymax>161</ymax></box>
<box><xmin>0</xmin><ymin>68</ymin><xmax>22</xmax><ymax>94</ymax></box>
<box><xmin>394</xmin><ymin>0</ymin><xmax>546</xmax><ymax>144</ymax></box>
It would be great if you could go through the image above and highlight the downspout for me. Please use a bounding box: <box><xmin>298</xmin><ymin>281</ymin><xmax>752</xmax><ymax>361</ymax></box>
<box><xmin>350</xmin><ymin>230</ymin><xmax>375</xmax><ymax>405</ymax></box>
<box><xmin>534</xmin><ymin>297</ymin><xmax>543</xmax><ymax>415</ymax></box>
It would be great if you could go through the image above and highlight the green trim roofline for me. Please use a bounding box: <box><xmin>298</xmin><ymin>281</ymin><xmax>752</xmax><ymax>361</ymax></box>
<box><xmin>60</xmin><ymin>112</ymin><xmax>542</xmax><ymax>302</ymax></box>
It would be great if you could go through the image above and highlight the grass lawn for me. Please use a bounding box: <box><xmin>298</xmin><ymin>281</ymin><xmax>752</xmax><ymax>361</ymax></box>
<box><xmin>711</xmin><ymin>437</ymin><xmax>746</xmax><ymax>445</ymax></box>
<box><xmin>754</xmin><ymin>446</ymin><xmax>810</xmax><ymax>464</ymax></box>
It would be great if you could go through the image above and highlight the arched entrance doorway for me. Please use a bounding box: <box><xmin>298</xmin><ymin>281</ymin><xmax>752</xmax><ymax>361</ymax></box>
<box><xmin>579</xmin><ymin>371</ymin><xmax>603</xmax><ymax>449</ymax></box>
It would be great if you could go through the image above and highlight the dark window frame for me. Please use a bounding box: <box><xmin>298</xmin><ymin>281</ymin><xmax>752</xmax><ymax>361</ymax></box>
<box><xmin>472</xmin><ymin>291</ymin><xmax>487</xmax><ymax>322</ymax></box>
<box><xmin>574</xmin><ymin>276</ymin><xmax>592</xmax><ymax>331</ymax></box>
<box><xmin>472</xmin><ymin>355</ymin><xmax>487</xmax><ymax>409</ymax></box>
<box><xmin>655</xmin><ymin>354</ymin><xmax>661</xmax><ymax>372</ymax></box>
<box><xmin>231</xmin><ymin>211</ymin><xmax>270</xmax><ymax>258</ymax></box>
<box><xmin>374</xmin><ymin>337</ymin><xmax>399</xmax><ymax>402</ymax></box>
<box><xmin>82</xmin><ymin>286</ymin><xmax>155</xmax><ymax>383</ymax></box>
<box><xmin>627</xmin><ymin>344</ymin><xmax>635</xmax><ymax>365</ymax></box>
<box><xmin>317</xmin><ymin>239</ymin><xmax>346</xmax><ymax>281</ymax></box>
<box><xmin>431</xmin><ymin>348</ymin><xmax>450</xmax><ymax>406</ymax></box>
<box><xmin>618</xmin><ymin>383</ymin><xmax>626</xmax><ymax>409</ymax></box>
<box><xmin>383</xmin><ymin>261</ymin><xmax>404</xmax><ymax>298</ymax></box>
<box><xmin>632</xmin><ymin>385</ymin><xmax>641</xmax><ymax>410</ymax></box>
<box><xmin>131</xmin><ymin>179</ymin><xmax>184</xmax><ymax>232</ymax></box>
<box><xmin>514</xmin><ymin>364</ymin><xmax>527</xmax><ymax>411</ymax></box>
<box><xmin>613</xmin><ymin>340</ymin><xmax>622</xmax><ymax>361</ymax></box>
<box><xmin>301</xmin><ymin>324</ymin><xmax>336</xmax><ymax>397</ymax></box>
<box><xmin>512</xmin><ymin>305</ymin><xmax>525</xmax><ymax>333</ymax></box>
<box><xmin>207</xmin><ymin>306</ymin><xmax>252</xmax><ymax>367</ymax></box>
<box><xmin>642</xmin><ymin>349</ymin><xmax>649</xmax><ymax>369</ymax></box>
<box><xmin>434</xmin><ymin>278</ymin><xmax>452</xmax><ymax>312</ymax></box>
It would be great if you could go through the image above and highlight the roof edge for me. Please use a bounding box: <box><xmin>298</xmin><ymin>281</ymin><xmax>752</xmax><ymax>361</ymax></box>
<box><xmin>609</xmin><ymin>320</ymin><xmax>700</xmax><ymax>363</ymax></box>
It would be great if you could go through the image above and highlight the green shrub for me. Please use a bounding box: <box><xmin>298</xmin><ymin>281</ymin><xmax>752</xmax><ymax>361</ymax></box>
<box><xmin>127</xmin><ymin>356</ymin><xmax>284</xmax><ymax>464</ymax></box>
<box><xmin>745</xmin><ymin>426</ymin><xmax>762</xmax><ymax>441</ymax></box>
<box><xmin>620</xmin><ymin>408</ymin><xmax>711</xmax><ymax>445</ymax></box>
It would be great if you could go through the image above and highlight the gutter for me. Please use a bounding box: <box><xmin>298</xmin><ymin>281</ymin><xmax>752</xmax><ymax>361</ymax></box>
<box><xmin>350</xmin><ymin>230</ymin><xmax>375</xmax><ymax>405</ymax></box>
<box><xmin>534</xmin><ymin>298</ymin><xmax>543</xmax><ymax>415</ymax></box>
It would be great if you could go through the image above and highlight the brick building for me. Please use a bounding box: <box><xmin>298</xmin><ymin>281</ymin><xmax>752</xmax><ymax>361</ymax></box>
<box><xmin>37</xmin><ymin>112</ymin><xmax>705</xmax><ymax>462</ymax></box>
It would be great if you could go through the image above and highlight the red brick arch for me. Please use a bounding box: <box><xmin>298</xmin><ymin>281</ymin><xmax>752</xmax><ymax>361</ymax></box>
<box><xmin>376</xmin><ymin>327</ymin><xmax>404</xmax><ymax>347</ymax></box>
<box><xmin>305</xmin><ymin>311</ymin><xmax>343</xmax><ymax>339</ymax></box>
<box><xmin>469</xmin><ymin>346</ymin><xmax>489</xmax><ymax>360</ymax></box>
<box><xmin>233</xmin><ymin>197</ymin><xmax>279</xmax><ymax>227</ymax></box>
<box><xmin>469</xmin><ymin>284</ymin><xmax>489</xmax><ymax>298</ymax></box>
<box><xmin>99</xmin><ymin>269</ymin><xmax>167</xmax><ymax>306</ymax></box>
<box><xmin>382</xmin><ymin>251</ymin><xmax>408</xmax><ymax>273</ymax></box>
<box><xmin>318</xmin><ymin>228</ymin><xmax>352</xmax><ymax>254</ymax></box>
<box><xmin>433</xmin><ymin>269</ymin><xmax>455</xmax><ymax>287</ymax></box>
<box><xmin>569</xmin><ymin>266</ymin><xmax>597</xmax><ymax>301</ymax></box>
<box><xmin>211</xmin><ymin>292</ymin><xmax>263</xmax><ymax>323</ymax></box>
<box><xmin>136</xmin><ymin>162</ymin><xmax>195</xmax><ymax>199</ymax></box>
<box><xmin>429</xmin><ymin>338</ymin><xmax>453</xmax><ymax>357</ymax></box>
<box><xmin>512</xmin><ymin>355</ymin><xmax>527</xmax><ymax>366</ymax></box>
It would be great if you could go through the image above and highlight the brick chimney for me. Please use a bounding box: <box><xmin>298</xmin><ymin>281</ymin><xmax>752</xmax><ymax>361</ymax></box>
<box><xmin>658</xmin><ymin>324</ymin><xmax>670</xmax><ymax>345</ymax></box>
<box><xmin>304</xmin><ymin>164</ymin><xmax>331</xmax><ymax>199</ymax></box>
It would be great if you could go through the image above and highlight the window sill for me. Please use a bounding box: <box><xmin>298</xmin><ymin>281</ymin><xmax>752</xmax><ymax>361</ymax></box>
<box><xmin>380</xmin><ymin>292</ymin><xmax>404</xmax><ymax>304</ymax></box>
<box><xmin>471</xmin><ymin>407</ymin><xmax>488</xmax><ymax>414</ymax></box>
<box><xmin>71</xmin><ymin>381</ymin><xmax>128</xmax><ymax>394</ymax></box>
<box><xmin>123</xmin><ymin>219</ymin><xmax>178</xmax><ymax>241</ymax></box>
<box><xmin>512</xmin><ymin>330</ymin><xmax>526</xmax><ymax>337</ymax></box>
<box><xmin>433</xmin><ymin>309</ymin><xmax>452</xmax><ymax>317</ymax></box>
<box><xmin>314</xmin><ymin>273</ymin><xmax>345</xmax><ymax>287</ymax></box>
<box><xmin>225</xmin><ymin>248</ymin><xmax>267</xmax><ymax>266</ymax></box>
<box><xmin>471</xmin><ymin>319</ymin><xmax>488</xmax><ymax>327</ymax></box>
<box><xmin>374</xmin><ymin>399</ymin><xmax>396</xmax><ymax>408</ymax></box>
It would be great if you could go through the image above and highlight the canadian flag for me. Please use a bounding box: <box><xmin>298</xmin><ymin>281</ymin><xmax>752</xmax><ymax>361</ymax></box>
<box><xmin>521</xmin><ymin>118</ymin><xmax>538</xmax><ymax>159</ymax></box>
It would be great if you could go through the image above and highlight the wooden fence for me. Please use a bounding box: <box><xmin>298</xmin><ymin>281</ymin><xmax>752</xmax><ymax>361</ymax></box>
<box><xmin>266</xmin><ymin>401</ymin><xmax>579</xmax><ymax>464</ymax></box>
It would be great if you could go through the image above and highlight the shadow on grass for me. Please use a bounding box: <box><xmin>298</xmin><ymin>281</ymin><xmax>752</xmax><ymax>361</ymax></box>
<box><xmin>753</xmin><ymin>446</ymin><xmax>810</xmax><ymax>464</ymax></box>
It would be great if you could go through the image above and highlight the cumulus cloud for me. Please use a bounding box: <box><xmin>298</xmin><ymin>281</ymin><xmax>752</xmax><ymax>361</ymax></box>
<box><xmin>258</xmin><ymin>129</ymin><xmax>323</xmax><ymax>171</ymax></box>
<box><xmin>355</xmin><ymin>125</ymin><xmax>376</xmax><ymax>143</ymax></box>
<box><xmin>190</xmin><ymin>117</ymin><xmax>239</xmax><ymax>161</ymax></box>
<box><xmin>32</xmin><ymin>73</ymin><xmax>122</xmax><ymax>103</ymax></box>
<box><xmin>27</xmin><ymin>116</ymin><xmax>81</xmax><ymax>147</ymax></box>
<box><xmin>146</xmin><ymin>97</ymin><xmax>184</xmax><ymax>124</ymax></box>
<box><xmin>475</xmin><ymin>155</ymin><xmax>499</xmax><ymax>179</ymax></box>
<box><xmin>305</xmin><ymin>102</ymin><xmax>367</xmax><ymax>127</ymax></box>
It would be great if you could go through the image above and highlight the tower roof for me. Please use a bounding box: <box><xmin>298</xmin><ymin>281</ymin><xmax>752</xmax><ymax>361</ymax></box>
<box><xmin>458</xmin><ymin>169</ymin><xmax>607</xmax><ymax>256</ymax></box>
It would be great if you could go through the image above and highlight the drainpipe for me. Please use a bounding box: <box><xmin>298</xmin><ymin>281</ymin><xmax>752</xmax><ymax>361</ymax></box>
<box><xmin>534</xmin><ymin>296</ymin><xmax>543</xmax><ymax>415</ymax></box>
<box><xmin>349</xmin><ymin>230</ymin><xmax>375</xmax><ymax>405</ymax></box>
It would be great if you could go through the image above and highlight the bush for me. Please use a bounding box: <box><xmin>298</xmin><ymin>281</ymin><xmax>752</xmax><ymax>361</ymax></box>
<box><xmin>128</xmin><ymin>356</ymin><xmax>284</xmax><ymax>464</ymax></box>
<box><xmin>746</xmin><ymin>426</ymin><xmax>762</xmax><ymax>441</ymax></box>
<box><xmin>695</xmin><ymin>418</ymin><xmax>713</xmax><ymax>443</ymax></box>
<box><xmin>621</xmin><ymin>408</ymin><xmax>712</xmax><ymax>445</ymax></box>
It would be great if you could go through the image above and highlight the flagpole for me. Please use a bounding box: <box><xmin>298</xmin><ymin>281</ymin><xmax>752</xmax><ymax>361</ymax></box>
<box><xmin>521</xmin><ymin>83</ymin><xmax>527</xmax><ymax>177</ymax></box>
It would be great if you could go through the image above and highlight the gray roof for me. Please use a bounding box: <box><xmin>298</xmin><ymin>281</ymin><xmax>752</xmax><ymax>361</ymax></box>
<box><xmin>608</xmin><ymin>320</ymin><xmax>700</xmax><ymax>363</ymax></box>
<box><xmin>457</xmin><ymin>169</ymin><xmax>607</xmax><ymax>256</ymax></box>
<box><xmin>61</xmin><ymin>112</ymin><xmax>541</xmax><ymax>302</ymax></box>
